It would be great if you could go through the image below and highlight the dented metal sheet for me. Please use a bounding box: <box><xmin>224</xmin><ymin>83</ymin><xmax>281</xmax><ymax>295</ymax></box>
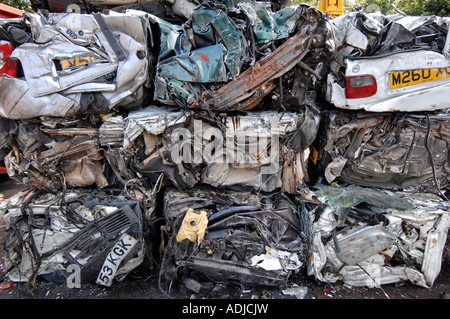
<box><xmin>0</xmin><ymin>77</ymin><xmax>82</xmax><ymax>119</ymax></box>
<box><xmin>238</xmin><ymin>2</ymin><xmax>301</xmax><ymax>43</ymax></box>
<box><xmin>13</xmin><ymin>40</ymin><xmax>118</xmax><ymax>97</ymax></box>
<box><xmin>124</xmin><ymin>105</ymin><xmax>190</xmax><ymax>145</ymax></box>
<box><xmin>153</xmin><ymin>6</ymin><xmax>247</xmax><ymax>105</ymax></box>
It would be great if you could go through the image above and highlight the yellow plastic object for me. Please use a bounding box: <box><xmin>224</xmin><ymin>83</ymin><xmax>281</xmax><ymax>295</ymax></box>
<box><xmin>319</xmin><ymin>0</ymin><xmax>344</xmax><ymax>17</ymax></box>
<box><xmin>176</xmin><ymin>208</ymin><xmax>208</xmax><ymax>245</ymax></box>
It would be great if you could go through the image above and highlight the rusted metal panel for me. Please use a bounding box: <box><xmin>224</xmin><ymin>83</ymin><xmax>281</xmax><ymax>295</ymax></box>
<box><xmin>189</xmin><ymin>23</ymin><xmax>319</xmax><ymax>111</ymax></box>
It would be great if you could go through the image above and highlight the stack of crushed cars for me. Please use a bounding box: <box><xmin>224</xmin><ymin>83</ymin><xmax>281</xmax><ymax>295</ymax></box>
<box><xmin>0</xmin><ymin>0</ymin><xmax>448</xmax><ymax>293</ymax></box>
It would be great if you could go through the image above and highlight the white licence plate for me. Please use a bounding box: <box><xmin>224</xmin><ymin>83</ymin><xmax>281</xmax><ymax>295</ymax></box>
<box><xmin>96</xmin><ymin>234</ymin><xmax>138</xmax><ymax>287</ymax></box>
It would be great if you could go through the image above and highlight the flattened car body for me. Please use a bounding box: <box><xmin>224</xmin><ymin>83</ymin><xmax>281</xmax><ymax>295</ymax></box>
<box><xmin>301</xmin><ymin>184</ymin><xmax>450</xmax><ymax>288</ymax></box>
<box><xmin>0</xmin><ymin>10</ymin><xmax>152</xmax><ymax>119</ymax></box>
<box><xmin>0</xmin><ymin>188</ymin><xmax>147</xmax><ymax>286</ymax></box>
<box><xmin>152</xmin><ymin>3</ymin><xmax>331</xmax><ymax>111</ymax></box>
<box><xmin>159</xmin><ymin>187</ymin><xmax>306</xmax><ymax>290</ymax></box>
<box><xmin>327</xmin><ymin>50</ymin><xmax>450</xmax><ymax>112</ymax></box>
<box><xmin>124</xmin><ymin>106</ymin><xmax>318</xmax><ymax>194</ymax></box>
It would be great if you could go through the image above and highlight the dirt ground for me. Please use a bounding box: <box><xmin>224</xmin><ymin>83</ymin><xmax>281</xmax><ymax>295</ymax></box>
<box><xmin>0</xmin><ymin>176</ymin><xmax>449</xmax><ymax>302</ymax></box>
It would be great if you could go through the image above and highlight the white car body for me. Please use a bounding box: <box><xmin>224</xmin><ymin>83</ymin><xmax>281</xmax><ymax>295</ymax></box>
<box><xmin>327</xmin><ymin>49</ymin><xmax>450</xmax><ymax>112</ymax></box>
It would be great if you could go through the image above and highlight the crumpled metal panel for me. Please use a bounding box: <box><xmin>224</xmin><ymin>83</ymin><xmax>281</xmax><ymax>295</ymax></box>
<box><xmin>125</xmin><ymin>107</ymin><xmax>316</xmax><ymax>193</ymax></box>
<box><xmin>238</xmin><ymin>2</ymin><xmax>301</xmax><ymax>43</ymax></box>
<box><xmin>189</xmin><ymin>6</ymin><xmax>323</xmax><ymax>111</ymax></box>
<box><xmin>124</xmin><ymin>105</ymin><xmax>191</xmax><ymax>143</ymax></box>
<box><xmin>3</xmin><ymin>119</ymin><xmax>111</xmax><ymax>190</ymax></box>
<box><xmin>331</xmin><ymin>11</ymin><xmax>450</xmax><ymax>57</ymax></box>
<box><xmin>189</xmin><ymin>25</ymin><xmax>317</xmax><ymax>111</ymax></box>
<box><xmin>2</xmin><ymin>104</ymin><xmax>317</xmax><ymax>194</ymax></box>
<box><xmin>318</xmin><ymin>110</ymin><xmax>450</xmax><ymax>195</ymax></box>
<box><xmin>158</xmin><ymin>43</ymin><xmax>229</xmax><ymax>82</ymax></box>
<box><xmin>13</xmin><ymin>40</ymin><xmax>118</xmax><ymax>97</ymax></box>
<box><xmin>99</xmin><ymin>115</ymin><xmax>124</xmax><ymax>147</ymax></box>
<box><xmin>153</xmin><ymin>4</ymin><xmax>327</xmax><ymax>110</ymax></box>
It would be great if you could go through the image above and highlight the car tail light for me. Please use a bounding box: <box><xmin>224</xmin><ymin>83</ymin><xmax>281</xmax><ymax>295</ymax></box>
<box><xmin>0</xmin><ymin>40</ymin><xmax>18</xmax><ymax>77</ymax></box>
<box><xmin>346</xmin><ymin>75</ymin><xmax>377</xmax><ymax>99</ymax></box>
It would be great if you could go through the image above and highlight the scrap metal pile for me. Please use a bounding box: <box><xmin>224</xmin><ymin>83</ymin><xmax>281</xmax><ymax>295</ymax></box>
<box><xmin>0</xmin><ymin>0</ymin><xmax>449</xmax><ymax>293</ymax></box>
